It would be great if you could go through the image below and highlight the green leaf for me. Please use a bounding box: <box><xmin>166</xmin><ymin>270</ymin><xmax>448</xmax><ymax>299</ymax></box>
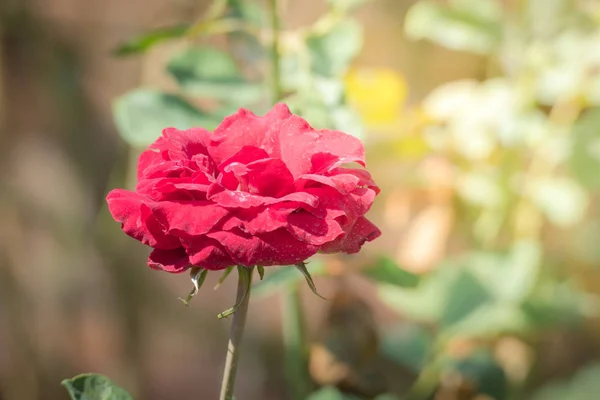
<box><xmin>441</xmin><ymin>269</ymin><xmax>493</xmax><ymax>328</ymax></box>
<box><xmin>453</xmin><ymin>352</ymin><xmax>509</xmax><ymax>400</ymax></box>
<box><xmin>306</xmin><ymin>386</ymin><xmax>361</xmax><ymax>400</ymax></box>
<box><xmin>444</xmin><ymin>303</ymin><xmax>530</xmax><ymax>338</ymax></box>
<box><xmin>113</xmin><ymin>89</ymin><xmax>223</xmax><ymax>147</ymax></box>
<box><xmin>214</xmin><ymin>266</ymin><xmax>234</xmax><ymax>290</ymax></box>
<box><xmin>531</xmin><ymin>363</ymin><xmax>600</xmax><ymax>400</ymax></box>
<box><xmin>253</xmin><ymin>262</ymin><xmax>325</xmax><ymax>297</ymax></box>
<box><xmin>227</xmin><ymin>0</ymin><xmax>264</xmax><ymax>26</ymax></box>
<box><xmin>405</xmin><ymin>0</ymin><xmax>502</xmax><ymax>54</ymax></box>
<box><xmin>295</xmin><ymin>262</ymin><xmax>327</xmax><ymax>300</ymax></box>
<box><xmin>167</xmin><ymin>47</ymin><xmax>263</xmax><ymax>104</ymax></box>
<box><xmin>522</xmin><ymin>280</ymin><xmax>599</xmax><ymax>327</ymax></box>
<box><xmin>379</xmin><ymin>264</ymin><xmax>459</xmax><ymax>323</ymax></box>
<box><xmin>379</xmin><ymin>244</ymin><xmax>540</xmax><ymax>337</ymax></box>
<box><xmin>380</xmin><ymin>324</ymin><xmax>432</xmax><ymax>372</ymax></box>
<box><xmin>257</xmin><ymin>266</ymin><xmax>265</xmax><ymax>280</ymax></box>
<box><xmin>362</xmin><ymin>257</ymin><xmax>420</xmax><ymax>288</ymax></box>
<box><xmin>62</xmin><ymin>374</ymin><xmax>133</xmax><ymax>400</ymax></box>
<box><xmin>179</xmin><ymin>268</ymin><xmax>208</xmax><ymax>306</ymax></box>
<box><xmin>113</xmin><ymin>25</ymin><xmax>189</xmax><ymax>56</ymax></box>
<box><xmin>570</xmin><ymin>109</ymin><xmax>600</xmax><ymax>188</ymax></box>
<box><xmin>381</xmin><ymin>243</ymin><xmax>557</xmax><ymax>338</ymax></box>
<box><xmin>314</xmin><ymin>77</ymin><xmax>345</xmax><ymax>107</ymax></box>
<box><xmin>467</xmin><ymin>241</ymin><xmax>541</xmax><ymax>304</ymax></box>
<box><xmin>307</xmin><ymin>18</ymin><xmax>363</xmax><ymax>77</ymax></box>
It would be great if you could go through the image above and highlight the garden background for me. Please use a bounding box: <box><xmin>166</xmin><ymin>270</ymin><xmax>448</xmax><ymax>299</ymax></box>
<box><xmin>3</xmin><ymin>0</ymin><xmax>600</xmax><ymax>399</ymax></box>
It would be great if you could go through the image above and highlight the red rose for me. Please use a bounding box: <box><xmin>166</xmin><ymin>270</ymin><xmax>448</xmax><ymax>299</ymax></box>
<box><xmin>106</xmin><ymin>104</ymin><xmax>381</xmax><ymax>272</ymax></box>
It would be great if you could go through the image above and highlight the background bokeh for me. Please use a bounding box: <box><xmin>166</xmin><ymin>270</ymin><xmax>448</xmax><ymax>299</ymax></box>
<box><xmin>3</xmin><ymin>0</ymin><xmax>600</xmax><ymax>399</ymax></box>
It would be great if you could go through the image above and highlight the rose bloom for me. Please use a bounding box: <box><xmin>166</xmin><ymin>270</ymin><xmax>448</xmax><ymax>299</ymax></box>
<box><xmin>106</xmin><ymin>104</ymin><xmax>381</xmax><ymax>272</ymax></box>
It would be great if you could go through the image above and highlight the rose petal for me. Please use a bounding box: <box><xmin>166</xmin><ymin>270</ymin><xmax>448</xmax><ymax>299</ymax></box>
<box><xmin>217</xmin><ymin>146</ymin><xmax>270</xmax><ymax>192</ymax></box>
<box><xmin>148</xmin><ymin>248</ymin><xmax>190</xmax><ymax>273</ymax></box>
<box><xmin>182</xmin><ymin>237</ymin><xmax>233</xmax><ymax>270</ymax></box>
<box><xmin>328</xmin><ymin>167</ymin><xmax>380</xmax><ymax>193</ymax></box>
<box><xmin>295</xmin><ymin>173</ymin><xmax>361</xmax><ymax>195</ymax></box>
<box><xmin>208</xmin><ymin>104</ymin><xmax>366</xmax><ymax>178</ymax></box>
<box><xmin>137</xmin><ymin>176</ymin><xmax>210</xmax><ymax>201</ymax></box>
<box><xmin>245</xmin><ymin>158</ymin><xmax>294</xmax><ymax>197</ymax></box>
<box><xmin>161</xmin><ymin>127</ymin><xmax>211</xmax><ymax>159</ymax></box>
<box><xmin>305</xmin><ymin>186</ymin><xmax>377</xmax><ymax>221</ymax></box>
<box><xmin>208</xmin><ymin>228</ymin><xmax>318</xmax><ymax>266</ymax></box>
<box><xmin>137</xmin><ymin>149</ymin><xmax>162</xmax><ymax>181</ymax></box>
<box><xmin>149</xmin><ymin>201</ymin><xmax>230</xmax><ymax>238</ymax></box>
<box><xmin>209</xmin><ymin>190</ymin><xmax>320</xmax><ymax>209</ymax></box>
<box><xmin>140</xmin><ymin>204</ymin><xmax>181</xmax><ymax>249</ymax></box>
<box><xmin>208</xmin><ymin>105</ymin><xmax>291</xmax><ymax>164</ymax></box>
<box><xmin>106</xmin><ymin>189</ymin><xmax>179</xmax><ymax>249</ymax></box>
<box><xmin>222</xmin><ymin>207</ymin><xmax>293</xmax><ymax>234</ymax></box>
<box><xmin>286</xmin><ymin>211</ymin><xmax>344</xmax><ymax>245</ymax></box>
<box><xmin>278</xmin><ymin>123</ymin><xmax>366</xmax><ymax>177</ymax></box>
<box><xmin>320</xmin><ymin>216</ymin><xmax>381</xmax><ymax>254</ymax></box>
<box><xmin>141</xmin><ymin>159</ymin><xmax>196</xmax><ymax>180</ymax></box>
<box><xmin>219</xmin><ymin>146</ymin><xmax>270</xmax><ymax>172</ymax></box>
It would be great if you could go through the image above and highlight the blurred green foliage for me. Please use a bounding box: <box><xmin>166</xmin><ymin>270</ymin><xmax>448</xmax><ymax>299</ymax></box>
<box><xmin>62</xmin><ymin>374</ymin><xmax>133</xmax><ymax>400</ymax></box>
<box><xmin>78</xmin><ymin>0</ymin><xmax>600</xmax><ymax>399</ymax></box>
<box><xmin>531</xmin><ymin>362</ymin><xmax>600</xmax><ymax>400</ymax></box>
<box><xmin>367</xmin><ymin>0</ymin><xmax>600</xmax><ymax>398</ymax></box>
<box><xmin>112</xmin><ymin>0</ymin><xmax>366</xmax><ymax>146</ymax></box>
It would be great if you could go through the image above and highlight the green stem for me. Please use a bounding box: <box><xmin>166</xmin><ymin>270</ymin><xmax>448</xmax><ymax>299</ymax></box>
<box><xmin>269</xmin><ymin>0</ymin><xmax>282</xmax><ymax>102</ymax></box>
<box><xmin>405</xmin><ymin>363</ymin><xmax>440</xmax><ymax>400</ymax></box>
<box><xmin>219</xmin><ymin>266</ymin><xmax>254</xmax><ymax>400</ymax></box>
<box><xmin>405</xmin><ymin>338</ymin><xmax>447</xmax><ymax>400</ymax></box>
<box><xmin>283</xmin><ymin>284</ymin><xmax>311</xmax><ymax>400</ymax></box>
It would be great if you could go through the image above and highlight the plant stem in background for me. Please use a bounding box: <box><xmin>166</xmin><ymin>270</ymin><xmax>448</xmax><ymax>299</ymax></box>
<box><xmin>405</xmin><ymin>338</ymin><xmax>447</xmax><ymax>400</ymax></box>
<box><xmin>219</xmin><ymin>266</ymin><xmax>254</xmax><ymax>400</ymax></box>
<box><xmin>283</xmin><ymin>284</ymin><xmax>312</xmax><ymax>400</ymax></box>
<box><xmin>269</xmin><ymin>0</ymin><xmax>282</xmax><ymax>103</ymax></box>
<box><xmin>405</xmin><ymin>363</ymin><xmax>439</xmax><ymax>400</ymax></box>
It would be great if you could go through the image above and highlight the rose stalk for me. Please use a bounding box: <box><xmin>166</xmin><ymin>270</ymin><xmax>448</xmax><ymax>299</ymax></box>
<box><xmin>219</xmin><ymin>266</ymin><xmax>253</xmax><ymax>400</ymax></box>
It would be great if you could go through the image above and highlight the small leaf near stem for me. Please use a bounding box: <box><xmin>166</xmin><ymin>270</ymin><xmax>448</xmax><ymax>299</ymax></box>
<box><xmin>179</xmin><ymin>268</ymin><xmax>208</xmax><ymax>306</ymax></box>
<box><xmin>219</xmin><ymin>266</ymin><xmax>254</xmax><ymax>400</ymax></box>
<box><xmin>214</xmin><ymin>266</ymin><xmax>235</xmax><ymax>290</ymax></box>
<box><xmin>257</xmin><ymin>265</ymin><xmax>265</xmax><ymax>280</ymax></box>
<box><xmin>295</xmin><ymin>262</ymin><xmax>327</xmax><ymax>300</ymax></box>
<box><xmin>218</xmin><ymin>267</ymin><xmax>253</xmax><ymax>319</ymax></box>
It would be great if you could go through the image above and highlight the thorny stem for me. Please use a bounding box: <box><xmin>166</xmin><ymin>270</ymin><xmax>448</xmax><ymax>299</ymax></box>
<box><xmin>219</xmin><ymin>266</ymin><xmax>253</xmax><ymax>400</ymax></box>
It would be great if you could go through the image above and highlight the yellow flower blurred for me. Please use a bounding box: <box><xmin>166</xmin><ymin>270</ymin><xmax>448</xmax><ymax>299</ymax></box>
<box><xmin>345</xmin><ymin>67</ymin><xmax>408</xmax><ymax>127</ymax></box>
